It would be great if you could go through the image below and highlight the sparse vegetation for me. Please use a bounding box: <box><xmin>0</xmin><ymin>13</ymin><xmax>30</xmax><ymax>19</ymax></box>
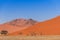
<box><xmin>19</xmin><ymin>32</ymin><xmax>23</xmax><ymax>35</ymax></box>
<box><xmin>0</xmin><ymin>30</ymin><xmax>8</xmax><ymax>35</ymax></box>
<box><xmin>30</xmin><ymin>32</ymin><xmax>37</xmax><ymax>36</ymax></box>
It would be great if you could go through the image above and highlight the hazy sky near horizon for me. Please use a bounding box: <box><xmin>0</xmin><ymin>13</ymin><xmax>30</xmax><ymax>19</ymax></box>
<box><xmin>0</xmin><ymin>0</ymin><xmax>60</xmax><ymax>23</ymax></box>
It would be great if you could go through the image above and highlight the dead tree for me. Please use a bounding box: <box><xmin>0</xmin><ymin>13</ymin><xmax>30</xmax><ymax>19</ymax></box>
<box><xmin>1</xmin><ymin>30</ymin><xmax>8</xmax><ymax>35</ymax></box>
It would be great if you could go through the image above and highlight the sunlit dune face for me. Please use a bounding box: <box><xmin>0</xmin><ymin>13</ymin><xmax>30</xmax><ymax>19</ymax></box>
<box><xmin>9</xmin><ymin>16</ymin><xmax>60</xmax><ymax>36</ymax></box>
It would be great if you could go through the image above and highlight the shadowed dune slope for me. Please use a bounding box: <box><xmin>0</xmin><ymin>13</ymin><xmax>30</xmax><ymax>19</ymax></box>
<box><xmin>0</xmin><ymin>18</ymin><xmax>38</xmax><ymax>34</ymax></box>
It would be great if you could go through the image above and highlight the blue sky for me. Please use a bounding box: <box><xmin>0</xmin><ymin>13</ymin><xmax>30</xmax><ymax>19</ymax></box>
<box><xmin>0</xmin><ymin>0</ymin><xmax>60</xmax><ymax>23</ymax></box>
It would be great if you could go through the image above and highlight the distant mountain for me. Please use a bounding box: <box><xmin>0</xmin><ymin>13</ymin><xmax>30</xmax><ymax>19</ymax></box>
<box><xmin>5</xmin><ymin>18</ymin><xmax>37</xmax><ymax>27</ymax></box>
<box><xmin>9</xmin><ymin>16</ymin><xmax>60</xmax><ymax>36</ymax></box>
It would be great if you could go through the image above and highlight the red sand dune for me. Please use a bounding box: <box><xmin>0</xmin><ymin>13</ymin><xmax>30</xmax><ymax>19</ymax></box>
<box><xmin>0</xmin><ymin>16</ymin><xmax>60</xmax><ymax>36</ymax></box>
<box><xmin>9</xmin><ymin>16</ymin><xmax>60</xmax><ymax>35</ymax></box>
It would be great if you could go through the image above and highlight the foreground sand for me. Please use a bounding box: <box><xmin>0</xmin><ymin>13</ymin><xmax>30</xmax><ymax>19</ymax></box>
<box><xmin>0</xmin><ymin>35</ymin><xmax>60</xmax><ymax>40</ymax></box>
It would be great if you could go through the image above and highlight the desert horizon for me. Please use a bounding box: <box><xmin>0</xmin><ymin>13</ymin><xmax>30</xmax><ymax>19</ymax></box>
<box><xmin>0</xmin><ymin>16</ymin><xmax>59</xmax><ymax>36</ymax></box>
